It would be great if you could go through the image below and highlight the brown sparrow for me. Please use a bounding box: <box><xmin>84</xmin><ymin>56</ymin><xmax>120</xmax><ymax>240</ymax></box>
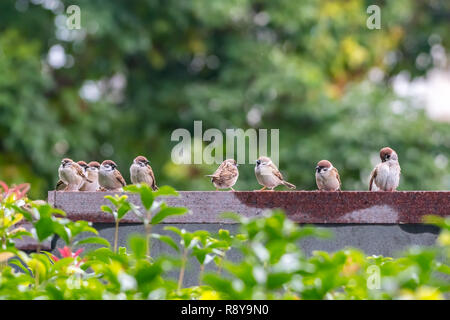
<box><xmin>254</xmin><ymin>156</ymin><xmax>296</xmax><ymax>191</ymax></box>
<box><xmin>79</xmin><ymin>161</ymin><xmax>101</xmax><ymax>191</ymax></box>
<box><xmin>58</xmin><ymin>158</ymin><xmax>92</xmax><ymax>191</ymax></box>
<box><xmin>315</xmin><ymin>160</ymin><xmax>341</xmax><ymax>191</ymax></box>
<box><xmin>130</xmin><ymin>156</ymin><xmax>158</xmax><ymax>191</ymax></box>
<box><xmin>369</xmin><ymin>147</ymin><xmax>401</xmax><ymax>191</ymax></box>
<box><xmin>206</xmin><ymin>159</ymin><xmax>239</xmax><ymax>191</ymax></box>
<box><xmin>77</xmin><ymin>161</ymin><xmax>89</xmax><ymax>172</ymax></box>
<box><xmin>55</xmin><ymin>180</ymin><xmax>67</xmax><ymax>191</ymax></box>
<box><xmin>98</xmin><ymin>160</ymin><xmax>127</xmax><ymax>191</ymax></box>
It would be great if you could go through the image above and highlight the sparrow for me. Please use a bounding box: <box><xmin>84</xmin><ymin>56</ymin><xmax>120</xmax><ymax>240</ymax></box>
<box><xmin>369</xmin><ymin>147</ymin><xmax>401</xmax><ymax>191</ymax></box>
<box><xmin>77</xmin><ymin>161</ymin><xmax>89</xmax><ymax>175</ymax></box>
<box><xmin>315</xmin><ymin>160</ymin><xmax>341</xmax><ymax>191</ymax></box>
<box><xmin>58</xmin><ymin>158</ymin><xmax>92</xmax><ymax>191</ymax></box>
<box><xmin>254</xmin><ymin>156</ymin><xmax>296</xmax><ymax>191</ymax></box>
<box><xmin>130</xmin><ymin>156</ymin><xmax>158</xmax><ymax>191</ymax></box>
<box><xmin>98</xmin><ymin>160</ymin><xmax>127</xmax><ymax>191</ymax></box>
<box><xmin>206</xmin><ymin>159</ymin><xmax>239</xmax><ymax>191</ymax></box>
<box><xmin>79</xmin><ymin>161</ymin><xmax>101</xmax><ymax>191</ymax></box>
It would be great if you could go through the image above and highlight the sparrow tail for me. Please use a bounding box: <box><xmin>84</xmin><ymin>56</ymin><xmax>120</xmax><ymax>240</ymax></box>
<box><xmin>282</xmin><ymin>181</ymin><xmax>296</xmax><ymax>189</ymax></box>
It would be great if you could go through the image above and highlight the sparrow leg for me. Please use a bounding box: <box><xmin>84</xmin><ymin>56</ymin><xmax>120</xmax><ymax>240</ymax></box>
<box><xmin>216</xmin><ymin>187</ymin><xmax>219</xmax><ymax>191</ymax></box>
<box><xmin>257</xmin><ymin>186</ymin><xmax>267</xmax><ymax>191</ymax></box>
<box><xmin>230</xmin><ymin>187</ymin><xmax>235</xmax><ymax>192</ymax></box>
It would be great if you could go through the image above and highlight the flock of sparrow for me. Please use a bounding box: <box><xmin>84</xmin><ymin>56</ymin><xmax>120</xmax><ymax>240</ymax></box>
<box><xmin>57</xmin><ymin>147</ymin><xmax>401</xmax><ymax>192</ymax></box>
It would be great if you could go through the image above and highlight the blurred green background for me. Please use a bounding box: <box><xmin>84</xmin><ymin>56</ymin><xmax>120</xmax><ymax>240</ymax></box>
<box><xmin>0</xmin><ymin>0</ymin><xmax>449</xmax><ymax>199</ymax></box>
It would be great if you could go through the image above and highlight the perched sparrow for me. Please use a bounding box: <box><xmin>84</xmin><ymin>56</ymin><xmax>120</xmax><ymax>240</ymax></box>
<box><xmin>369</xmin><ymin>147</ymin><xmax>401</xmax><ymax>191</ymax></box>
<box><xmin>98</xmin><ymin>160</ymin><xmax>126</xmax><ymax>191</ymax></box>
<box><xmin>55</xmin><ymin>180</ymin><xmax>67</xmax><ymax>191</ymax></box>
<box><xmin>315</xmin><ymin>160</ymin><xmax>341</xmax><ymax>191</ymax></box>
<box><xmin>130</xmin><ymin>156</ymin><xmax>158</xmax><ymax>191</ymax></box>
<box><xmin>79</xmin><ymin>161</ymin><xmax>101</xmax><ymax>191</ymax></box>
<box><xmin>206</xmin><ymin>159</ymin><xmax>239</xmax><ymax>191</ymax></box>
<box><xmin>58</xmin><ymin>158</ymin><xmax>92</xmax><ymax>191</ymax></box>
<box><xmin>77</xmin><ymin>161</ymin><xmax>89</xmax><ymax>173</ymax></box>
<box><xmin>254</xmin><ymin>156</ymin><xmax>296</xmax><ymax>191</ymax></box>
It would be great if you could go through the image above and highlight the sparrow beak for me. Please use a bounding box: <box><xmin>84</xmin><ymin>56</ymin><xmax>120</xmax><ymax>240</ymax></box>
<box><xmin>315</xmin><ymin>166</ymin><xmax>321</xmax><ymax>173</ymax></box>
<box><xmin>256</xmin><ymin>160</ymin><xmax>261</xmax><ymax>166</ymax></box>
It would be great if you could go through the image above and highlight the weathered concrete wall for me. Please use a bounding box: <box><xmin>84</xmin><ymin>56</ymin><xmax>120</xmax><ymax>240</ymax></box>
<box><xmin>53</xmin><ymin>222</ymin><xmax>440</xmax><ymax>287</ymax></box>
<box><xmin>14</xmin><ymin>190</ymin><xmax>448</xmax><ymax>286</ymax></box>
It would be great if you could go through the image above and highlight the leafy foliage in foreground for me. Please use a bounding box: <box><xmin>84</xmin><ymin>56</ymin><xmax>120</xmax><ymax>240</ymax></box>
<box><xmin>0</xmin><ymin>182</ymin><xmax>449</xmax><ymax>300</ymax></box>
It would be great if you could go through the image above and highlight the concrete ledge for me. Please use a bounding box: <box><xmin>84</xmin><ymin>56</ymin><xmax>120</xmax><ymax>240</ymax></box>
<box><xmin>47</xmin><ymin>191</ymin><xmax>450</xmax><ymax>224</ymax></box>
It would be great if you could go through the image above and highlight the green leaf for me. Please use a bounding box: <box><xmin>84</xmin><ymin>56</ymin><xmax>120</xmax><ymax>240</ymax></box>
<box><xmin>52</xmin><ymin>223</ymin><xmax>70</xmax><ymax>244</ymax></box>
<box><xmin>151</xmin><ymin>206</ymin><xmax>187</xmax><ymax>225</ymax></box>
<box><xmin>164</xmin><ymin>226</ymin><xmax>183</xmax><ymax>237</ymax></box>
<box><xmin>139</xmin><ymin>185</ymin><xmax>154</xmax><ymax>210</ymax></box>
<box><xmin>129</xmin><ymin>235</ymin><xmax>147</xmax><ymax>259</ymax></box>
<box><xmin>101</xmin><ymin>205</ymin><xmax>113</xmax><ymax>214</ymax></box>
<box><xmin>154</xmin><ymin>186</ymin><xmax>179</xmax><ymax>198</ymax></box>
<box><xmin>151</xmin><ymin>234</ymin><xmax>180</xmax><ymax>252</ymax></box>
<box><xmin>117</xmin><ymin>202</ymin><xmax>131</xmax><ymax>220</ymax></box>
<box><xmin>34</xmin><ymin>218</ymin><xmax>55</xmax><ymax>242</ymax></box>
<box><xmin>8</xmin><ymin>259</ymin><xmax>30</xmax><ymax>274</ymax></box>
<box><xmin>74</xmin><ymin>236</ymin><xmax>111</xmax><ymax>248</ymax></box>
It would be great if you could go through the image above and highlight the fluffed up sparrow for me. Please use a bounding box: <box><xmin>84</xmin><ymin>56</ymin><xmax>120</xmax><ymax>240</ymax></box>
<box><xmin>369</xmin><ymin>147</ymin><xmax>401</xmax><ymax>191</ymax></box>
<box><xmin>98</xmin><ymin>160</ymin><xmax>127</xmax><ymax>191</ymax></box>
<box><xmin>130</xmin><ymin>155</ymin><xmax>158</xmax><ymax>191</ymax></box>
<box><xmin>315</xmin><ymin>160</ymin><xmax>341</xmax><ymax>191</ymax></box>
<box><xmin>58</xmin><ymin>158</ymin><xmax>92</xmax><ymax>191</ymax></box>
<box><xmin>79</xmin><ymin>161</ymin><xmax>101</xmax><ymax>191</ymax></box>
<box><xmin>254</xmin><ymin>156</ymin><xmax>296</xmax><ymax>191</ymax></box>
<box><xmin>206</xmin><ymin>159</ymin><xmax>239</xmax><ymax>191</ymax></box>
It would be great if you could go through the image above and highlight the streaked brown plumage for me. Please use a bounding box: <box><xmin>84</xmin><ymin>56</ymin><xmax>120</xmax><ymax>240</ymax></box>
<box><xmin>315</xmin><ymin>160</ymin><xmax>341</xmax><ymax>191</ymax></box>
<box><xmin>130</xmin><ymin>156</ymin><xmax>158</xmax><ymax>191</ymax></box>
<box><xmin>254</xmin><ymin>156</ymin><xmax>296</xmax><ymax>191</ymax></box>
<box><xmin>206</xmin><ymin>159</ymin><xmax>239</xmax><ymax>191</ymax></box>
<box><xmin>369</xmin><ymin>147</ymin><xmax>401</xmax><ymax>191</ymax></box>
<box><xmin>98</xmin><ymin>160</ymin><xmax>126</xmax><ymax>191</ymax></box>
<box><xmin>58</xmin><ymin>158</ymin><xmax>92</xmax><ymax>191</ymax></box>
<box><xmin>79</xmin><ymin>161</ymin><xmax>101</xmax><ymax>191</ymax></box>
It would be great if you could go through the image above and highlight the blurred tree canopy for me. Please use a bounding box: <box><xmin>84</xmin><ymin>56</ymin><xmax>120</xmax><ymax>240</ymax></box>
<box><xmin>0</xmin><ymin>0</ymin><xmax>449</xmax><ymax>198</ymax></box>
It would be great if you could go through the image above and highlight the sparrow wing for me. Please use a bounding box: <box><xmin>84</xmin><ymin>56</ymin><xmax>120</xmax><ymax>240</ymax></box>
<box><xmin>369</xmin><ymin>166</ymin><xmax>377</xmax><ymax>191</ymax></box>
<box><xmin>146</xmin><ymin>164</ymin><xmax>158</xmax><ymax>191</ymax></box>
<box><xmin>56</xmin><ymin>180</ymin><xmax>66</xmax><ymax>191</ymax></box>
<box><xmin>206</xmin><ymin>162</ymin><xmax>226</xmax><ymax>179</ymax></box>
<box><xmin>269</xmin><ymin>162</ymin><xmax>284</xmax><ymax>182</ymax></box>
<box><xmin>332</xmin><ymin>167</ymin><xmax>342</xmax><ymax>190</ymax></box>
<box><xmin>114</xmin><ymin>170</ymin><xmax>127</xmax><ymax>187</ymax></box>
<box><xmin>74</xmin><ymin>163</ymin><xmax>93</xmax><ymax>183</ymax></box>
<box><xmin>218</xmin><ymin>164</ymin><xmax>238</xmax><ymax>181</ymax></box>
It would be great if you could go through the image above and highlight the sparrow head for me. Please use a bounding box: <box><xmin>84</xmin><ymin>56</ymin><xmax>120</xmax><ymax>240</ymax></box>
<box><xmin>61</xmin><ymin>158</ymin><xmax>73</xmax><ymax>168</ymax></box>
<box><xmin>224</xmin><ymin>159</ymin><xmax>238</xmax><ymax>167</ymax></box>
<box><xmin>380</xmin><ymin>147</ymin><xmax>398</xmax><ymax>162</ymax></box>
<box><xmin>134</xmin><ymin>155</ymin><xmax>149</xmax><ymax>167</ymax></box>
<box><xmin>256</xmin><ymin>156</ymin><xmax>272</xmax><ymax>168</ymax></box>
<box><xmin>88</xmin><ymin>161</ymin><xmax>100</xmax><ymax>172</ymax></box>
<box><xmin>77</xmin><ymin>161</ymin><xmax>89</xmax><ymax>171</ymax></box>
<box><xmin>101</xmin><ymin>160</ymin><xmax>118</xmax><ymax>171</ymax></box>
<box><xmin>316</xmin><ymin>160</ymin><xmax>333</xmax><ymax>174</ymax></box>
